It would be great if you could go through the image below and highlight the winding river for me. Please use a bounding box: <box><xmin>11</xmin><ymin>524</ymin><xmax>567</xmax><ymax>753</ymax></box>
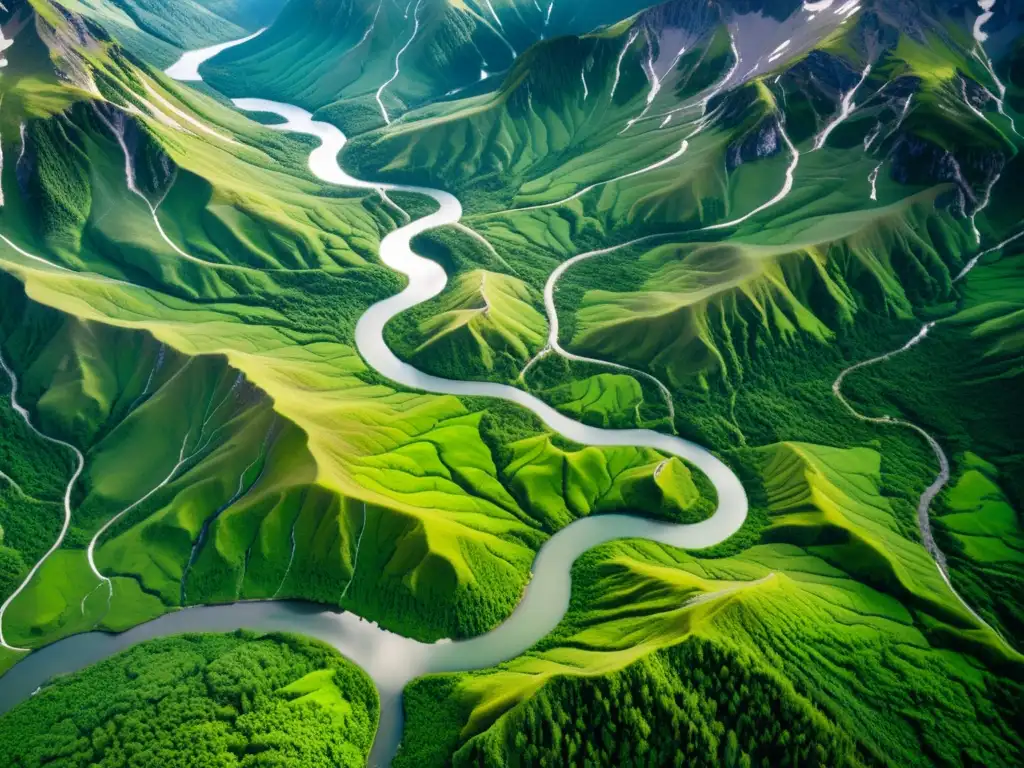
<box><xmin>3</xmin><ymin>17</ymin><xmax>1018</xmax><ymax>760</ymax></box>
<box><xmin>0</xmin><ymin>35</ymin><xmax>748</xmax><ymax>767</ymax></box>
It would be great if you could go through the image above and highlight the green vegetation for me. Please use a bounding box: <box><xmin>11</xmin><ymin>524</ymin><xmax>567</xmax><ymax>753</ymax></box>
<box><xmin>203</xmin><ymin>0</ymin><xmax>654</xmax><ymax>127</ymax></box>
<box><xmin>504</xmin><ymin>435</ymin><xmax>716</xmax><ymax>530</ymax></box>
<box><xmin>544</xmin><ymin>373</ymin><xmax>645</xmax><ymax>428</ymax></box>
<box><xmin>936</xmin><ymin>455</ymin><xmax>1024</xmax><ymax>643</ymax></box>
<box><xmin>398</xmin><ymin>439</ymin><xmax>1023</xmax><ymax>766</ymax></box>
<box><xmin>450</xmin><ymin>637</ymin><xmax>861</xmax><ymax>767</ymax></box>
<box><xmin>2</xmin><ymin>4</ymin><xmax>1023</xmax><ymax>768</ymax></box>
<box><xmin>56</xmin><ymin>0</ymin><xmax>284</xmax><ymax>69</ymax></box>
<box><xmin>386</xmin><ymin>268</ymin><xmax>546</xmax><ymax>382</ymax></box>
<box><xmin>0</xmin><ymin>631</ymin><xmax>378</xmax><ymax>767</ymax></box>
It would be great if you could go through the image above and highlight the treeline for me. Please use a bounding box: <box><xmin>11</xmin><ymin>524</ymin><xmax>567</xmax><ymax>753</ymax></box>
<box><xmin>454</xmin><ymin>636</ymin><xmax>865</xmax><ymax>768</ymax></box>
<box><xmin>0</xmin><ymin>631</ymin><xmax>378</xmax><ymax>768</ymax></box>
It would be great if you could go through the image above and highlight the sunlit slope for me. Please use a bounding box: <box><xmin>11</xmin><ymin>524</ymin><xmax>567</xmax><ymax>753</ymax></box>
<box><xmin>0</xmin><ymin>275</ymin><xmax>289</xmax><ymax>642</ymax></box>
<box><xmin>2</xmin><ymin>252</ymin><xmax>723</xmax><ymax>642</ymax></box>
<box><xmin>386</xmin><ymin>268</ymin><xmax>546</xmax><ymax>381</ymax></box>
<box><xmin>0</xmin><ymin>0</ymin><xmax>519</xmax><ymax>644</ymax></box>
<box><xmin>835</xmin><ymin>240</ymin><xmax>1024</xmax><ymax>646</ymax></box>
<box><xmin>936</xmin><ymin>455</ymin><xmax>1024</xmax><ymax>645</ymax></box>
<box><xmin>562</xmin><ymin>191</ymin><xmax>971</xmax><ymax>389</ymax></box>
<box><xmin>757</xmin><ymin>442</ymin><xmax>964</xmax><ymax>622</ymax></box>
<box><xmin>503</xmin><ymin>434</ymin><xmax>716</xmax><ymax>530</ymax></box>
<box><xmin>0</xmin><ymin>0</ymin><xmax>724</xmax><ymax>647</ymax></box>
<box><xmin>9</xmin><ymin>0</ymin><xmax>282</xmax><ymax>70</ymax></box>
<box><xmin>349</xmin><ymin>0</ymin><xmax>1022</xmax><ymax>403</ymax></box>
<box><xmin>398</xmin><ymin>442</ymin><xmax>1023</xmax><ymax>767</ymax></box>
<box><xmin>202</xmin><ymin>0</ymin><xmax>654</xmax><ymax>129</ymax></box>
<box><xmin>343</xmin><ymin>15</ymin><xmax>746</xmax><ymax>209</ymax></box>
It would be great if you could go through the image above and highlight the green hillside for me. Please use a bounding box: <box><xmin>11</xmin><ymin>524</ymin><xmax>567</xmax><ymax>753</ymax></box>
<box><xmin>399</xmin><ymin>442</ymin><xmax>1023</xmax><ymax>767</ymax></box>
<box><xmin>203</xmin><ymin>0</ymin><xmax>656</xmax><ymax>129</ymax></box>
<box><xmin>0</xmin><ymin>0</ymin><xmax>1022</xmax><ymax>765</ymax></box>
<box><xmin>0</xmin><ymin>631</ymin><xmax>379</xmax><ymax>767</ymax></box>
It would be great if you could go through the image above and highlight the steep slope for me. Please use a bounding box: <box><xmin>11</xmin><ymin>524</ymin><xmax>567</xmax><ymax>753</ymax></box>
<box><xmin>342</xmin><ymin>0</ymin><xmax>1020</xmax><ymax>404</ymax></box>
<box><xmin>398</xmin><ymin>443</ymin><xmax>1023</xmax><ymax>766</ymax></box>
<box><xmin>386</xmin><ymin>268</ymin><xmax>547</xmax><ymax>381</ymax></box>
<box><xmin>202</xmin><ymin>0</ymin><xmax>656</xmax><ymax>130</ymax></box>
<box><xmin>51</xmin><ymin>0</ymin><xmax>286</xmax><ymax>68</ymax></box>
<box><xmin>0</xmin><ymin>0</ymin><xmax>727</xmax><ymax>654</ymax></box>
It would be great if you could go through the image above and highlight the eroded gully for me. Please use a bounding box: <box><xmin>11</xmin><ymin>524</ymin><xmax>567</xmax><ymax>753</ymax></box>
<box><xmin>9</xmin><ymin>25</ymin><xmax>1016</xmax><ymax>763</ymax></box>
<box><xmin>0</xmin><ymin>38</ymin><xmax>747</xmax><ymax>768</ymax></box>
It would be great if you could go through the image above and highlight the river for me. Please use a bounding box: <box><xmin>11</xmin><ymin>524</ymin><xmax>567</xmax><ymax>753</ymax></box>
<box><xmin>0</xmin><ymin>34</ymin><xmax>749</xmax><ymax>766</ymax></box>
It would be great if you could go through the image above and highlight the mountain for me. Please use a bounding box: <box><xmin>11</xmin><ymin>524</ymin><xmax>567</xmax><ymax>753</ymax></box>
<box><xmin>1</xmin><ymin>0</ymin><xmax>1023</xmax><ymax>766</ymax></box>
<box><xmin>201</xmin><ymin>0</ymin><xmax>657</xmax><ymax>129</ymax></box>
<box><xmin>342</xmin><ymin>0</ymin><xmax>1020</xmax><ymax>394</ymax></box>
<box><xmin>36</xmin><ymin>0</ymin><xmax>287</xmax><ymax>67</ymax></box>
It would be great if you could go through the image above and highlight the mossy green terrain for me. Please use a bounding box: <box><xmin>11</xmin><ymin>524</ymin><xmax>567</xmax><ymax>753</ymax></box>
<box><xmin>203</xmin><ymin>0</ymin><xmax>655</xmax><ymax>128</ymax></box>
<box><xmin>399</xmin><ymin>441</ymin><xmax>1023</xmax><ymax>767</ymax></box>
<box><xmin>0</xmin><ymin>1</ymin><xmax>1022</xmax><ymax>766</ymax></box>
<box><xmin>1</xmin><ymin>0</ymin><xmax>729</xmax><ymax>649</ymax></box>
<box><xmin>0</xmin><ymin>631</ymin><xmax>379</xmax><ymax>767</ymax></box>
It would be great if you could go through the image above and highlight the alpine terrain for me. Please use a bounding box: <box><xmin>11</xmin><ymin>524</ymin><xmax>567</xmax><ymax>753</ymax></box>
<box><xmin>0</xmin><ymin>0</ymin><xmax>1022</xmax><ymax>765</ymax></box>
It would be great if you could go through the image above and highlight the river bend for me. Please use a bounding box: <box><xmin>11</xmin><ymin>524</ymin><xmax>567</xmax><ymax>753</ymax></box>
<box><xmin>0</xmin><ymin>39</ymin><xmax>751</xmax><ymax>767</ymax></box>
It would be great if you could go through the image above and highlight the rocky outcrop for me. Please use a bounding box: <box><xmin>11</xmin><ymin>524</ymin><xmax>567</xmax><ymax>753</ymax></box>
<box><xmin>726</xmin><ymin>117</ymin><xmax>784</xmax><ymax>170</ymax></box>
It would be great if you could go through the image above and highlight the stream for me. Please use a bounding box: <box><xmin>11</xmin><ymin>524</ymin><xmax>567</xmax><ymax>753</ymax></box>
<box><xmin>0</xmin><ymin>35</ymin><xmax>749</xmax><ymax>768</ymax></box>
<box><xmin>3</xmin><ymin>18</ymin><xmax>1017</xmax><ymax>761</ymax></box>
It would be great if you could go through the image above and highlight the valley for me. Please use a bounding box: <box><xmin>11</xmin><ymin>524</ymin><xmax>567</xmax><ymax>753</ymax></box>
<box><xmin>1</xmin><ymin>0</ymin><xmax>1023</xmax><ymax>766</ymax></box>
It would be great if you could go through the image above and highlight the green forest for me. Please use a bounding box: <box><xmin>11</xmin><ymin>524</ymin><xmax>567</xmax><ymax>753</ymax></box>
<box><xmin>400</xmin><ymin>636</ymin><xmax>865</xmax><ymax>768</ymax></box>
<box><xmin>0</xmin><ymin>632</ymin><xmax>378</xmax><ymax>767</ymax></box>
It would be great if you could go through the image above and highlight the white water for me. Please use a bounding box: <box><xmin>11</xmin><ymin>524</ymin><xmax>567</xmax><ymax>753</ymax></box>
<box><xmin>375</xmin><ymin>0</ymin><xmax>423</xmax><ymax>125</ymax></box>
<box><xmin>84</xmin><ymin>431</ymin><xmax>194</xmax><ymax>612</ymax></box>
<box><xmin>163</xmin><ymin>28</ymin><xmax>266</xmax><ymax>81</ymax></box>
<box><xmin>880</xmin><ymin>94</ymin><xmax>913</xmax><ymax>146</ymax></box>
<box><xmin>972</xmin><ymin>46</ymin><xmax>1022</xmax><ymax>141</ymax></box>
<box><xmin>973</xmin><ymin>0</ymin><xmax>996</xmax><ymax>42</ymax></box>
<box><xmin>338</xmin><ymin>502</ymin><xmax>369</xmax><ymax>602</ymax></box>
<box><xmin>704</xmin><ymin>118</ymin><xmax>800</xmax><ymax>230</ymax></box>
<box><xmin>233</xmin><ymin>97</ymin><xmax>742</xmax><ymax>510</ymax></box>
<box><xmin>0</xmin><ymin>350</ymin><xmax>85</xmax><ymax>652</ymax></box>
<box><xmin>610</xmin><ymin>29</ymin><xmax>640</xmax><ymax>101</ymax></box>
<box><xmin>620</xmin><ymin>31</ymin><xmax>687</xmax><ymax>134</ymax></box>
<box><xmin>812</xmin><ymin>63</ymin><xmax>872</xmax><ymax>151</ymax></box>
<box><xmin>954</xmin><ymin>228</ymin><xmax>1024</xmax><ymax>282</ymax></box>
<box><xmin>969</xmin><ymin>171</ymin><xmax>1000</xmax><ymax>245</ymax></box>
<box><xmin>868</xmin><ymin>162</ymin><xmax>881</xmax><ymax>200</ymax></box>
<box><xmin>354</xmin><ymin>0</ymin><xmax>384</xmax><ymax>51</ymax></box>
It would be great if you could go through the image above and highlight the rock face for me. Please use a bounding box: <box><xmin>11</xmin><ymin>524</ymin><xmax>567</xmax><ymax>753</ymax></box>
<box><xmin>888</xmin><ymin>133</ymin><xmax>1005</xmax><ymax>218</ymax></box>
<box><xmin>727</xmin><ymin>118</ymin><xmax>784</xmax><ymax>170</ymax></box>
<box><xmin>92</xmin><ymin>101</ymin><xmax>177</xmax><ymax>206</ymax></box>
<box><xmin>787</xmin><ymin>50</ymin><xmax>863</xmax><ymax>96</ymax></box>
<box><xmin>637</xmin><ymin>0</ymin><xmax>723</xmax><ymax>44</ymax></box>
